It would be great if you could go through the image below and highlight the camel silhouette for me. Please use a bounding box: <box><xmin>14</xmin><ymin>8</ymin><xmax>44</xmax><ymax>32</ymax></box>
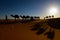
<box><xmin>11</xmin><ymin>15</ymin><xmax>19</xmax><ymax>20</ymax></box>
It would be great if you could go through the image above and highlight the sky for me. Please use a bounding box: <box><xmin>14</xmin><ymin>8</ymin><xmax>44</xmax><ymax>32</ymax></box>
<box><xmin>0</xmin><ymin>0</ymin><xmax>60</xmax><ymax>19</ymax></box>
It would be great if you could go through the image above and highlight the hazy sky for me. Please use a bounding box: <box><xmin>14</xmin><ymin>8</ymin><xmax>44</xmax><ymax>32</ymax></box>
<box><xmin>0</xmin><ymin>0</ymin><xmax>60</xmax><ymax>19</ymax></box>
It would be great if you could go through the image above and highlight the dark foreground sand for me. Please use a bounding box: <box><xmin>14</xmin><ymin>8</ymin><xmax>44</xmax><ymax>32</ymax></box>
<box><xmin>0</xmin><ymin>20</ymin><xmax>60</xmax><ymax>40</ymax></box>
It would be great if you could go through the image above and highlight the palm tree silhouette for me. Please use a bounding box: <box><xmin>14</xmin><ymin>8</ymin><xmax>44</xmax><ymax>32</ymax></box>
<box><xmin>52</xmin><ymin>15</ymin><xmax>54</xmax><ymax>18</ymax></box>
<box><xmin>49</xmin><ymin>16</ymin><xmax>51</xmax><ymax>19</ymax></box>
<box><xmin>46</xmin><ymin>16</ymin><xmax>48</xmax><ymax>19</ymax></box>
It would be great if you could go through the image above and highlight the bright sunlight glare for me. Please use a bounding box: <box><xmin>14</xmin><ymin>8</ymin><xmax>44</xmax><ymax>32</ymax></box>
<box><xmin>49</xmin><ymin>7</ymin><xmax>58</xmax><ymax>15</ymax></box>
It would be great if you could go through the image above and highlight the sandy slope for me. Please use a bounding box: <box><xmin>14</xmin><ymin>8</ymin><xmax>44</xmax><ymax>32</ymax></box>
<box><xmin>0</xmin><ymin>20</ymin><xmax>60</xmax><ymax>40</ymax></box>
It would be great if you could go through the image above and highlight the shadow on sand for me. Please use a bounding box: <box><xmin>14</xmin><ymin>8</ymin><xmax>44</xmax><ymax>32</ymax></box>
<box><xmin>44</xmin><ymin>28</ymin><xmax>55</xmax><ymax>40</ymax></box>
<box><xmin>30</xmin><ymin>20</ymin><xmax>56</xmax><ymax>40</ymax></box>
<box><xmin>47</xmin><ymin>18</ymin><xmax>60</xmax><ymax>29</ymax></box>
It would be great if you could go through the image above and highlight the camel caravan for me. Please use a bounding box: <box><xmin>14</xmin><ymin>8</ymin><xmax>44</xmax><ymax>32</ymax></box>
<box><xmin>8</xmin><ymin>14</ymin><xmax>40</xmax><ymax>21</ymax></box>
<box><xmin>5</xmin><ymin>14</ymin><xmax>54</xmax><ymax>21</ymax></box>
<box><xmin>1</xmin><ymin>14</ymin><xmax>40</xmax><ymax>23</ymax></box>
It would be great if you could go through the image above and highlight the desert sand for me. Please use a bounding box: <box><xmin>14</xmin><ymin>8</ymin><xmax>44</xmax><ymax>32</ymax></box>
<box><xmin>0</xmin><ymin>20</ymin><xmax>60</xmax><ymax>40</ymax></box>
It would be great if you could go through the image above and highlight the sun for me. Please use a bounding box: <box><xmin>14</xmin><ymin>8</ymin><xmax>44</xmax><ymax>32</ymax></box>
<box><xmin>49</xmin><ymin>7</ymin><xmax>58</xmax><ymax>15</ymax></box>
